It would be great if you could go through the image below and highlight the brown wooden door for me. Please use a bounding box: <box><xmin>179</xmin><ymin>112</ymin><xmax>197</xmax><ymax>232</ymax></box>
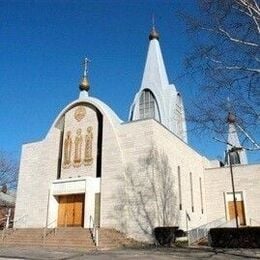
<box><xmin>58</xmin><ymin>196</ymin><xmax>67</xmax><ymax>227</ymax></box>
<box><xmin>73</xmin><ymin>194</ymin><xmax>84</xmax><ymax>226</ymax></box>
<box><xmin>228</xmin><ymin>200</ymin><xmax>246</xmax><ymax>225</ymax></box>
<box><xmin>58</xmin><ymin>194</ymin><xmax>84</xmax><ymax>227</ymax></box>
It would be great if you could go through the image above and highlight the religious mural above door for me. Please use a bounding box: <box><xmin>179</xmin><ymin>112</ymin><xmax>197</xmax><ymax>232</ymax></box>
<box><xmin>62</xmin><ymin>127</ymin><xmax>94</xmax><ymax>169</ymax></box>
<box><xmin>84</xmin><ymin>126</ymin><xmax>93</xmax><ymax>166</ymax></box>
<box><xmin>63</xmin><ymin>131</ymin><xmax>72</xmax><ymax>168</ymax></box>
<box><xmin>73</xmin><ymin>129</ymin><xmax>83</xmax><ymax>167</ymax></box>
<box><xmin>60</xmin><ymin>105</ymin><xmax>98</xmax><ymax>179</ymax></box>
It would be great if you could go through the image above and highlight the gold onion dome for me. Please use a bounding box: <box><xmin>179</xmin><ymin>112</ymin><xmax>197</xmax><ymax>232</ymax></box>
<box><xmin>79</xmin><ymin>57</ymin><xmax>90</xmax><ymax>92</ymax></box>
<box><xmin>79</xmin><ymin>76</ymin><xmax>90</xmax><ymax>91</ymax></box>
<box><xmin>149</xmin><ymin>27</ymin><xmax>159</xmax><ymax>41</ymax></box>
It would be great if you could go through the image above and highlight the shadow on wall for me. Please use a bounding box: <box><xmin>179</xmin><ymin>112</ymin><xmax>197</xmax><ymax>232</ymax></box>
<box><xmin>113</xmin><ymin>144</ymin><xmax>179</xmax><ymax>241</ymax></box>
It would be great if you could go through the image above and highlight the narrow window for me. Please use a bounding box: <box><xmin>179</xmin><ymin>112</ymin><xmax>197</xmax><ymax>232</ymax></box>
<box><xmin>178</xmin><ymin>166</ymin><xmax>182</xmax><ymax>210</ymax></box>
<box><xmin>190</xmin><ymin>172</ymin><xmax>194</xmax><ymax>212</ymax></box>
<box><xmin>175</xmin><ymin>93</ymin><xmax>183</xmax><ymax>136</ymax></box>
<box><xmin>199</xmin><ymin>177</ymin><xmax>204</xmax><ymax>214</ymax></box>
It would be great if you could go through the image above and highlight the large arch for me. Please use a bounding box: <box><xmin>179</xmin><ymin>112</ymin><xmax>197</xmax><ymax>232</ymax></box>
<box><xmin>45</xmin><ymin>97</ymin><xmax>124</xmax><ymax>180</ymax></box>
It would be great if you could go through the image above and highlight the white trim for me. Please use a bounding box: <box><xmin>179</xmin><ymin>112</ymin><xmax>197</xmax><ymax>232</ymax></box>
<box><xmin>47</xmin><ymin>177</ymin><xmax>101</xmax><ymax>228</ymax></box>
<box><xmin>224</xmin><ymin>191</ymin><xmax>247</xmax><ymax>224</ymax></box>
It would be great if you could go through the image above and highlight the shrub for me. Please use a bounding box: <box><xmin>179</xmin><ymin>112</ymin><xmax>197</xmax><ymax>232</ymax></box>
<box><xmin>154</xmin><ymin>226</ymin><xmax>179</xmax><ymax>247</ymax></box>
<box><xmin>209</xmin><ymin>227</ymin><xmax>260</xmax><ymax>248</ymax></box>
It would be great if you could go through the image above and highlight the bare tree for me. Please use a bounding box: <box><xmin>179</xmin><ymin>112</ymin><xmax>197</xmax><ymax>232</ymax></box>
<box><xmin>114</xmin><ymin>145</ymin><xmax>178</xmax><ymax>239</ymax></box>
<box><xmin>0</xmin><ymin>152</ymin><xmax>18</xmax><ymax>192</ymax></box>
<box><xmin>180</xmin><ymin>0</ymin><xmax>259</xmax><ymax>139</ymax></box>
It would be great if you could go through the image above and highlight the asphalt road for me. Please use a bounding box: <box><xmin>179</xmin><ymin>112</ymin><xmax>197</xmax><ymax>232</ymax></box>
<box><xmin>0</xmin><ymin>246</ymin><xmax>260</xmax><ymax>260</ymax></box>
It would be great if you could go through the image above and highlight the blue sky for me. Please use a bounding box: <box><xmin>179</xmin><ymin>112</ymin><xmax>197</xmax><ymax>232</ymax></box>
<box><xmin>0</xmin><ymin>0</ymin><xmax>259</xmax><ymax>163</ymax></box>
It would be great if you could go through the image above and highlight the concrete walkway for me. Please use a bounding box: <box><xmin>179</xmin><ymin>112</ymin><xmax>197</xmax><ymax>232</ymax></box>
<box><xmin>0</xmin><ymin>246</ymin><xmax>260</xmax><ymax>260</ymax></box>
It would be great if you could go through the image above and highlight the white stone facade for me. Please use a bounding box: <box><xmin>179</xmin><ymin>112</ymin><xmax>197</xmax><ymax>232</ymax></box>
<box><xmin>14</xmin><ymin>29</ymin><xmax>260</xmax><ymax>242</ymax></box>
<box><xmin>14</xmin><ymin>96</ymin><xmax>260</xmax><ymax>241</ymax></box>
<box><xmin>204</xmin><ymin>164</ymin><xmax>260</xmax><ymax>225</ymax></box>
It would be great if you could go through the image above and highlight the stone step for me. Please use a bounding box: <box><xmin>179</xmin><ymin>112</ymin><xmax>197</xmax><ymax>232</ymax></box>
<box><xmin>0</xmin><ymin>228</ymin><xmax>140</xmax><ymax>249</ymax></box>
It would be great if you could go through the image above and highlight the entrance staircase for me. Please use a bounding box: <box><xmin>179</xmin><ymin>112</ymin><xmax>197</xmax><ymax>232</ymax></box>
<box><xmin>0</xmin><ymin>227</ymin><xmax>139</xmax><ymax>250</ymax></box>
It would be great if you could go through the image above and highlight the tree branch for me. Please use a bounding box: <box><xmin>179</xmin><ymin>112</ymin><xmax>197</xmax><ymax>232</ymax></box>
<box><xmin>218</xmin><ymin>27</ymin><xmax>258</xmax><ymax>47</ymax></box>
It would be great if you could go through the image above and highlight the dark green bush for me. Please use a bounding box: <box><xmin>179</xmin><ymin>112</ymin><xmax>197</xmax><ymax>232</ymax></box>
<box><xmin>209</xmin><ymin>227</ymin><xmax>260</xmax><ymax>248</ymax></box>
<box><xmin>154</xmin><ymin>226</ymin><xmax>179</xmax><ymax>247</ymax></box>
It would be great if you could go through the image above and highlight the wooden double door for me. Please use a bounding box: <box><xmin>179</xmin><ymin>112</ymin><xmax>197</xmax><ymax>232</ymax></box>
<box><xmin>228</xmin><ymin>200</ymin><xmax>246</xmax><ymax>225</ymax></box>
<box><xmin>58</xmin><ymin>194</ymin><xmax>85</xmax><ymax>227</ymax></box>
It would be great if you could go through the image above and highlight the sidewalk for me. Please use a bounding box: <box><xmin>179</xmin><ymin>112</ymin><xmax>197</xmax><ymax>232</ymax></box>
<box><xmin>0</xmin><ymin>246</ymin><xmax>260</xmax><ymax>260</ymax></box>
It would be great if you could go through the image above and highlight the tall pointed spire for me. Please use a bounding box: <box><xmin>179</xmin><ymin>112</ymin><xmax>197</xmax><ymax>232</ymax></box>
<box><xmin>79</xmin><ymin>57</ymin><xmax>90</xmax><ymax>92</ymax></box>
<box><xmin>142</xmin><ymin>25</ymin><xmax>169</xmax><ymax>90</ymax></box>
<box><xmin>129</xmin><ymin>26</ymin><xmax>187</xmax><ymax>143</ymax></box>
<box><xmin>225</xmin><ymin>112</ymin><xmax>248</xmax><ymax>165</ymax></box>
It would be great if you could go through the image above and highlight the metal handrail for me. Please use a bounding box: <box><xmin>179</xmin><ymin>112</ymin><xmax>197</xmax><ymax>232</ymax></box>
<box><xmin>12</xmin><ymin>214</ymin><xmax>27</xmax><ymax>228</ymax></box>
<box><xmin>89</xmin><ymin>215</ymin><xmax>98</xmax><ymax>247</ymax></box>
<box><xmin>188</xmin><ymin>217</ymin><xmax>226</xmax><ymax>245</ymax></box>
<box><xmin>1</xmin><ymin>210</ymin><xmax>17</xmax><ymax>241</ymax></box>
<box><xmin>43</xmin><ymin>219</ymin><xmax>57</xmax><ymax>245</ymax></box>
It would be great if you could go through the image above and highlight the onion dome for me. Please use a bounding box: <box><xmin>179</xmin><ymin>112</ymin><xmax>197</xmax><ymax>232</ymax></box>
<box><xmin>79</xmin><ymin>76</ymin><xmax>90</xmax><ymax>91</ymax></box>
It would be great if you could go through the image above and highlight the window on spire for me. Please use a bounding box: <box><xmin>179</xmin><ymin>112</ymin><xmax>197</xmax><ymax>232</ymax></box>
<box><xmin>139</xmin><ymin>90</ymin><xmax>160</xmax><ymax>121</ymax></box>
<box><xmin>230</xmin><ymin>151</ymin><xmax>241</xmax><ymax>165</ymax></box>
<box><xmin>175</xmin><ymin>93</ymin><xmax>183</xmax><ymax>136</ymax></box>
<box><xmin>225</xmin><ymin>150</ymin><xmax>241</xmax><ymax>165</ymax></box>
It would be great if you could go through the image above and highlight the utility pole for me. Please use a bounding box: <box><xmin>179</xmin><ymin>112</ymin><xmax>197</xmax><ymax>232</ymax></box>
<box><xmin>228</xmin><ymin>147</ymin><xmax>242</xmax><ymax>229</ymax></box>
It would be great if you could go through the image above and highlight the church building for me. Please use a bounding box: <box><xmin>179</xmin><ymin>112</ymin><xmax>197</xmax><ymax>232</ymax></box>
<box><xmin>14</xmin><ymin>27</ymin><xmax>260</xmax><ymax>242</ymax></box>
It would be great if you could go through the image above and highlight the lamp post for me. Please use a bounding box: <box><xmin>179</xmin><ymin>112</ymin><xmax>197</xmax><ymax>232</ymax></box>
<box><xmin>228</xmin><ymin>146</ymin><xmax>242</xmax><ymax>229</ymax></box>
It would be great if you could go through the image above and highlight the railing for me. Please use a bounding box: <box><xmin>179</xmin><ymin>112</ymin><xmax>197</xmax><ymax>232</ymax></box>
<box><xmin>250</xmin><ymin>218</ymin><xmax>260</xmax><ymax>226</ymax></box>
<box><xmin>188</xmin><ymin>217</ymin><xmax>226</xmax><ymax>245</ymax></box>
<box><xmin>12</xmin><ymin>214</ymin><xmax>27</xmax><ymax>228</ymax></box>
<box><xmin>218</xmin><ymin>218</ymin><xmax>238</xmax><ymax>228</ymax></box>
<box><xmin>42</xmin><ymin>219</ymin><xmax>57</xmax><ymax>245</ymax></box>
<box><xmin>89</xmin><ymin>215</ymin><xmax>99</xmax><ymax>247</ymax></box>
<box><xmin>1</xmin><ymin>211</ymin><xmax>23</xmax><ymax>241</ymax></box>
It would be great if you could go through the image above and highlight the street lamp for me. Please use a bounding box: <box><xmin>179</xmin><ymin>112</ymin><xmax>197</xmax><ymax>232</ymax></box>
<box><xmin>228</xmin><ymin>146</ymin><xmax>243</xmax><ymax>229</ymax></box>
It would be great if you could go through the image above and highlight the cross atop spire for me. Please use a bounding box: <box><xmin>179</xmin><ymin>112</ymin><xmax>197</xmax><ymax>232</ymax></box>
<box><xmin>79</xmin><ymin>57</ymin><xmax>90</xmax><ymax>92</ymax></box>
<box><xmin>152</xmin><ymin>14</ymin><xmax>155</xmax><ymax>28</ymax></box>
<box><xmin>149</xmin><ymin>15</ymin><xmax>159</xmax><ymax>41</ymax></box>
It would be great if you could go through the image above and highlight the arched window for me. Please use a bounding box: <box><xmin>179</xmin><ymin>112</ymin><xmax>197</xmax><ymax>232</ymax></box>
<box><xmin>139</xmin><ymin>90</ymin><xmax>160</xmax><ymax>121</ymax></box>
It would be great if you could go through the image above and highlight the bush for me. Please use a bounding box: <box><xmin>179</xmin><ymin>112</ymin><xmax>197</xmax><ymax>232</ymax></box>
<box><xmin>209</xmin><ymin>227</ymin><xmax>260</xmax><ymax>248</ymax></box>
<box><xmin>154</xmin><ymin>226</ymin><xmax>179</xmax><ymax>247</ymax></box>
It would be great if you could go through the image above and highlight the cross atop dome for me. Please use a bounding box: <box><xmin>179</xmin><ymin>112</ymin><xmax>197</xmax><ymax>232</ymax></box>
<box><xmin>79</xmin><ymin>57</ymin><xmax>91</xmax><ymax>92</ymax></box>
